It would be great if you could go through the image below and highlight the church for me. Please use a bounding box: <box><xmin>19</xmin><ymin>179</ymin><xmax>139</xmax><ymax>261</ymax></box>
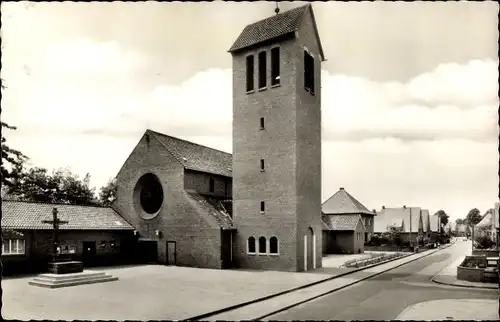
<box><xmin>113</xmin><ymin>3</ymin><xmax>325</xmax><ymax>272</ymax></box>
<box><xmin>2</xmin><ymin>4</ymin><xmax>327</xmax><ymax>273</ymax></box>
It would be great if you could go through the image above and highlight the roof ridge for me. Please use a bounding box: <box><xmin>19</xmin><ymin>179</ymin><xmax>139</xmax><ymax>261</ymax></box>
<box><xmin>2</xmin><ymin>199</ymin><xmax>109</xmax><ymax>208</ymax></box>
<box><xmin>147</xmin><ymin>129</ymin><xmax>232</xmax><ymax>157</ymax></box>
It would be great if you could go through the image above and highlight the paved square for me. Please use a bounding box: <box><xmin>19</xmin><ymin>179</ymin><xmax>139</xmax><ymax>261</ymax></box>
<box><xmin>3</xmin><ymin>264</ymin><xmax>336</xmax><ymax>320</ymax></box>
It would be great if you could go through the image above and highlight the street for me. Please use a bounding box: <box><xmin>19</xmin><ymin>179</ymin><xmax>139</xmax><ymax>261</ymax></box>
<box><xmin>265</xmin><ymin>241</ymin><xmax>499</xmax><ymax>320</ymax></box>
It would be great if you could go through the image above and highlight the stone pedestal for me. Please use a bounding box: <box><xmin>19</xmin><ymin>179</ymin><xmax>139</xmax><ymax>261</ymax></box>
<box><xmin>29</xmin><ymin>271</ymin><xmax>118</xmax><ymax>288</ymax></box>
<box><xmin>48</xmin><ymin>261</ymin><xmax>84</xmax><ymax>274</ymax></box>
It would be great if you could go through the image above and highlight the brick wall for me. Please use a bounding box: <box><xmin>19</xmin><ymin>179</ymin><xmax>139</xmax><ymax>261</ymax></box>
<box><xmin>184</xmin><ymin>169</ymin><xmax>232</xmax><ymax>198</ymax></box>
<box><xmin>113</xmin><ymin>132</ymin><xmax>223</xmax><ymax>269</ymax></box>
<box><xmin>1</xmin><ymin>230</ymin><xmax>134</xmax><ymax>275</ymax></box>
<box><xmin>232</xmin><ymin>8</ymin><xmax>323</xmax><ymax>272</ymax></box>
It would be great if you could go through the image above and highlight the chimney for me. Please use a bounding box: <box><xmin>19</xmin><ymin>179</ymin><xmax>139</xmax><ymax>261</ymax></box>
<box><xmin>403</xmin><ymin>205</ymin><xmax>407</xmax><ymax>209</ymax></box>
<box><xmin>382</xmin><ymin>205</ymin><xmax>385</xmax><ymax>209</ymax></box>
<box><xmin>373</xmin><ymin>209</ymin><xmax>377</xmax><ymax>213</ymax></box>
<box><xmin>339</xmin><ymin>187</ymin><xmax>344</xmax><ymax>190</ymax></box>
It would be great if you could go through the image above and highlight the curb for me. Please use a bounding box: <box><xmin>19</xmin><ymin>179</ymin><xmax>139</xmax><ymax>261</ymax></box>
<box><xmin>430</xmin><ymin>243</ymin><xmax>498</xmax><ymax>290</ymax></box>
<box><xmin>254</xmin><ymin>244</ymin><xmax>452</xmax><ymax>321</ymax></box>
<box><xmin>185</xmin><ymin>244</ymin><xmax>451</xmax><ymax>321</ymax></box>
<box><xmin>431</xmin><ymin>277</ymin><xmax>498</xmax><ymax>290</ymax></box>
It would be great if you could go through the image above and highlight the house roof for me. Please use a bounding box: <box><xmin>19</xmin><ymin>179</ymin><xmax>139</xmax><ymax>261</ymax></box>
<box><xmin>377</xmin><ymin>207</ymin><xmax>422</xmax><ymax>233</ymax></box>
<box><xmin>476</xmin><ymin>212</ymin><xmax>492</xmax><ymax>228</ymax></box>
<box><xmin>322</xmin><ymin>214</ymin><xmax>363</xmax><ymax>231</ymax></box>
<box><xmin>430</xmin><ymin>213</ymin><xmax>441</xmax><ymax>232</ymax></box>
<box><xmin>494</xmin><ymin>202</ymin><xmax>499</xmax><ymax>229</ymax></box>
<box><xmin>1</xmin><ymin>200</ymin><xmax>134</xmax><ymax>231</ymax></box>
<box><xmin>421</xmin><ymin>209</ymin><xmax>430</xmax><ymax>232</ymax></box>
<box><xmin>373</xmin><ymin>210</ymin><xmax>404</xmax><ymax>233</ymax></box>
<box><xmin>148</xmin><ymin>130</ymin><xmax>233</xmax><ymax>178</ymax></box>
<box><xmin>185</xmin><ymin>191</ymin><xmax>234</xmax><ymax>230</ymax></box>
<box><xmin>229</xmin><ymin>4</ymin><xmax>325</xmax><ymax>61</ymax></box>
<box><xmin>322</xmin><ymin>188</ymin><xmax>374</xmax><ymax>216</ymax></box>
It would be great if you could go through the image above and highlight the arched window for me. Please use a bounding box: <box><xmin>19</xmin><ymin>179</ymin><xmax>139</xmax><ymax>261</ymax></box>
<box><xmin>258</xmin><ymin>237</ymin><xmax>267</xmax><ymax>254</ymax></box>
<box><xmin>270</xmin><ymin>236</ymin><xmax>279</xmax><ymax>255</ymax></box>
<box><xmin>247</xmin><ymin>237</ymin><xmax>256</xmax><ymax>254</ymax></box>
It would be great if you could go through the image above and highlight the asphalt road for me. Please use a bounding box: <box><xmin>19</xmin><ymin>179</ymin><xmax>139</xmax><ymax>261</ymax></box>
<box><xmin>265</xmin><ymin>241</ymin><xmax>499</xmax><ymax>321</ymax></box>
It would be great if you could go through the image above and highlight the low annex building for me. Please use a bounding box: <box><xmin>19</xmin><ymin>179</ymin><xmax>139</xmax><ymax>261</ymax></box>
<box><xmin>321</xmin><ymin>188</ymin><xmax>374</xmax><ymax>254</ymax></box>
<box><xmin>1</xmin><ymin>200</ymin><xmax>135</xmax><ymax>275</ymax></box>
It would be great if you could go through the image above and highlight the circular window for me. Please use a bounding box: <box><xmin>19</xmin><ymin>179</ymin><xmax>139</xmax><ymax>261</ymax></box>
<box><xmin>134</xmin><ymin>173</ymin><xmax>164</xmax><ymax>219</ymax></box>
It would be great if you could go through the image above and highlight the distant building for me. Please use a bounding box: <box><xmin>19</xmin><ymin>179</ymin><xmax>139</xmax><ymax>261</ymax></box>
<box><xmin>421</xmin><ymin>209</ymin><xmax>430</xmax><ymax>236</ymax></box>
<box><xmin>374</xmin><ymin>206</ymin><xmax>423</xmax><ymax>243</ymax></box>
<box><xmin>321</xmin><ymin>188</ymin><xmax>374</xmax><ymax>254</ymax></box>
<box><xmin>321</xmin><ymin>187</ymin><xmax>376</xmax><ymax>242</ymax></box>
<box><xmin>322</xmin><ymin>214</ymin><xmax>365</xmax><ymax>254</ymax></box>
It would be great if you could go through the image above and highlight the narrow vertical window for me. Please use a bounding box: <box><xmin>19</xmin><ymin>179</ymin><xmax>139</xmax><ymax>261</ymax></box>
<box><xmin>260</xmin><ymin>201</ymin><xmax>265</xmax><ymax>213</ymax></box>
<box><xmin>260</xmin><ymin>117</ymin><xmax>265</xmax><ymax>130</ymax></box>
<box><xmin>270</xmin><ymin>236</ymin><xmax>278</xmax><ymax>254</ymax></box>
<box><xmin>260</xmin><ymin>159</ymin><xmax>265</xmax><ymax>171</ymax></box>
<box><xmin>248</xmin><ymin>237</ymin><xmax>256</xmax><ymax>254</ymax></box>
<box><xmin>209</xmin><ymin>178</ymin><xmax>215</xmax><ymax>193</ymax></box>
<box><xmin>271</xmin><ymin>47</ymin><xmax>280</xmax><ymax>86</ymax></box>
<box><xmin>246</xmin><ymin>55</ymin><xmax>254</xmax><ymax>92</ymax></box>
<box><xmin>304</xmin><ymin>50</ymin><xmax>315</xmax><ymax>95</ymax></box>
<box><xmin>258</xmin><ymin>237</ymin><xmax>267</xmax><ymax>254</ymax></box>
<box><xmin>258</xmin><ymin>51</ymin><xmax>267</xmax><ymax>89</ymax></box>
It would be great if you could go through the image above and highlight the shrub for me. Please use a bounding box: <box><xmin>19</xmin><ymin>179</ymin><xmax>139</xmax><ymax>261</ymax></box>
<box><xmin>475</xmin><ymin>235</ymin><xmax>495</xmax><ymax>249</ymax></box>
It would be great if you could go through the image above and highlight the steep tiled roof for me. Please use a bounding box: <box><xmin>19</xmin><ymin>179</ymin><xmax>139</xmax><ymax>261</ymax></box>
<box><xmin>149</xmin><ymin>130</ymin><xmax>233</xmax><ymax>178</ymax></box>
<box><xmin>430</xmin><ymin>213</ymin><xmax>441</xmax><ymax>232</ymax></box>
<box><xmin>229</xmin><ymin>4</ymin><xmax>325</xmax><ymax>61</ymax></box>
<box><xmin>1</xmin><ymin>200</ymin><xmax>134</xmax><ymax>230</ymax></box>
<box><xmin>375</xmin><ymin>207</ymin><xmax>422</xmax><ymax>234</ymax></box>
<box><xmin>421</xmin><ymin>209</ymin><xmax>430</xmax><ymax>232</ymax></box>
<box><xmin>322</xmin><ymin>188</ymin><xmax>374</xmax><ymax>215</ymax></box>
<box><xmin>373</xmin><ymin>209</ymin><xmax>404</xmax><ymax>233</ymax></box>
<box><xmin>476</xmin><ymin>213</ymin><xmax>492</xmax><ymax>228</ymax></box>
<box><xmin>323</xmin><ymin>214</ymin><xmax>362</xmax><ymax>231</ymax></box>
<box><xmin>494</xmin><ymin>202</ymin><xmax>499</xmax><ymax>229</ymax></box>
<box><xmin>185</xmin><ymin>191</ymin><xmax>234</xmax><ymax>230</ymax></box>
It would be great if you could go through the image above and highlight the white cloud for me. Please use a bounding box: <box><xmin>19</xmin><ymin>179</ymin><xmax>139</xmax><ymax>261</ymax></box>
<box><xmin>1</xmin><ymin>34</ymin><xmax>497</xmax><ymax>221</ymax></box>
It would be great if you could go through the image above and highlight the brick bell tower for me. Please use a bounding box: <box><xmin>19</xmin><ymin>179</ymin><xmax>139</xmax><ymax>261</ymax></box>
<box><xmin>229</xmin><ymin>4</ymin><xmax>325</xmax><ymax>272</ymax></box>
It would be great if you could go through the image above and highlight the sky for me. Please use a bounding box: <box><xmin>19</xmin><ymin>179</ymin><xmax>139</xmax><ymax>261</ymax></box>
<box><xmin>1</xmin><ymin>1</ymin><xmax>499</xmax><ymax>221</ymax></box>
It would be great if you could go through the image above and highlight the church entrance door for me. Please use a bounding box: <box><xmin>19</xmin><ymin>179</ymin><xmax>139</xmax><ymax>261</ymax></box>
<box><xmin>166</xmin><ymin>241</ymin><xmax>176</xmax><ymax>266</ymax></box>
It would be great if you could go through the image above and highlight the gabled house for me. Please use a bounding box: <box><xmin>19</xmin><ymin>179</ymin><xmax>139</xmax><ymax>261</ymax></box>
<box><xmin>375</xmin><ymin>206</ymin><xmax>423</xmax><ymax>243</ymax></box>
<box><xmin>374</xmin><ymin>206</ymin><xmax>404</xmax><ymax>234</ymax></box>
<box><xmin>421</xmin><ymin>209</ymin><xmax>430</xmax><ymax>236</ymax></box>
<box><xmin>322</xmin><ymin>188</ymin><xmax>376</xmax><ymax>242</ymax></box>
<box><xmin>322</xmin><ymin>214</ymin><xmax>365</xmax><ymax>254</ymax></box>
<box><xmin>430</xmin><ymin>212</ymin><xmax>441</xmax><ymax>233</ymax></box>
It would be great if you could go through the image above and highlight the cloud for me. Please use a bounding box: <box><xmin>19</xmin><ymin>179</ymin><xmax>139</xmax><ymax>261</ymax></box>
<box><xmin>1</xmin><ymin>35</ymin><xmax>497</xmax><ymax>220</ymax></box>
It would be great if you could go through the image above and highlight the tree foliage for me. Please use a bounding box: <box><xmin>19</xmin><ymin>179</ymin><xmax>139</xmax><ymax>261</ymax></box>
<box><xmin>466</xmin><ymin>208</ymin><xmax>482</xmax><ymax>226</ymax></box>
<box><xmin>455</xmin><ymin>218</ymin><xmax>464</xmax><ymax>225</ymax></box>
<box><xmin>6</xmin><ymin>167</ymin><xmax>98</xmax><ymax>205</ymax></box>
<box><xmin>434</xmin><ymin>210</ymin><xmax>449</xmax><ymax>231</ymax></box>
<box><xmin>99</xmin><ymin>178</ymin><xmax>117</xmax><ymax>206</ymax></box>
<box><xmin>1</xmin><ymin>122</ymin><xmax>29</xmax><ymax>188</ymax></box>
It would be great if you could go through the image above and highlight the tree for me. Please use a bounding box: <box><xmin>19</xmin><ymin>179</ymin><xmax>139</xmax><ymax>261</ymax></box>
<box><xmin>99</xmin><ymin>178</ymin><xmax>117</xmax><ymax>206</ymax></box>
<box><xmin>466</xmin><ymin>208</ymin><xmax>482</xmax><ymax>226</ymax></box>
<box><xmin>1</xmin><ymin>122</ymin><xmax>29</xmax><ymax>188</ymax></box>
<box><xmin>434</xmin><ymin>210</ymin><xmax>449</xmax><ymax>232</ymax></box>
<box><xmin>455</xmin><ymin>218</ymin><xmax>464</xmax><ymax>225</ymax></box>
<box><xmin>7</xmin><ymin>166</ymin><xmax>98</xmax><ymax>205</ymax></box>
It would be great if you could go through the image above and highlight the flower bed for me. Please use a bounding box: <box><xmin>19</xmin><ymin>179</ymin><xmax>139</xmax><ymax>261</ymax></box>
<box><xmin>343</xmin><ymin>252</ymin><xmax>405</xmax><ymax>268</ymax></box>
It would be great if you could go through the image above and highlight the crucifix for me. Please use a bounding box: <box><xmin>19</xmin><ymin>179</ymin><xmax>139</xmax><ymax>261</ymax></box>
<box><xmin>42</xmin><ymin>208</ymin><xmax>68</xmax><ymax>262</ymax></box>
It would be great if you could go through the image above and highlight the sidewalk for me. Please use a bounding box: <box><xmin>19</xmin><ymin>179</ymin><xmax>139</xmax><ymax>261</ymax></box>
<box><xmin>432</xmin><ymin>254</ymin><xmax>498</xmax><ymax>290</ymax></box>
<box><xmin>200</xmin><ymin>245</ymin><xmax>451</xmax><ymax>321</ymax></box>
<box><xmin>396</xmin><ymin>299</ymin><xmax>499</xmax><ymax>320</ymax></box>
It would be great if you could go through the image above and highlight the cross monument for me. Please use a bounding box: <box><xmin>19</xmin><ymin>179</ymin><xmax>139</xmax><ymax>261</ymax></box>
<box><xmin>42</xmin><ymin>208</ymin><xmax>69</xmax><ymax>262</ymax></box>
